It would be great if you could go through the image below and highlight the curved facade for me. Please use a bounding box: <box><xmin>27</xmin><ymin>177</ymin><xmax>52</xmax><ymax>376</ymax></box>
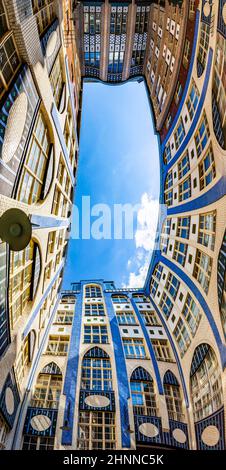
<box><xmin>0</xmin><ymin>0</ymin><xmax>225</xmax><ymax>452</ymax></box>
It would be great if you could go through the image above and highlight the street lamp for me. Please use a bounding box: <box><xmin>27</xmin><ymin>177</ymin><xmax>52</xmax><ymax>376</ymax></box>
<box><xmin>0</xmin><ymin>208</ymin><xmax>32</xmax><ymax>252</ymax></box>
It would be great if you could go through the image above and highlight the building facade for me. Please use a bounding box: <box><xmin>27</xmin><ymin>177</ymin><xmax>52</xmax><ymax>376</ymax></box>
<box><xmin>0</xmin><ymin>0</ymin><xmax>225</xmax><ymax>451</ymax></box>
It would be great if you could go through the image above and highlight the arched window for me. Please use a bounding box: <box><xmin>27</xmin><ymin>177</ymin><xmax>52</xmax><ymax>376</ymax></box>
<box><xmin>0</xmin><ymin>1</ymin><xmax>20</xmax><ymax>99</ymax></box>
<box><xmin>22</xmin><ymin>362</ymin><xmax>61</xmax><ymax>450</ymax></box>
<box><xmin>17</xmin><ymin>111</ymin><xmax>54</xmax><ymax>204</ymax></box>
<box><xmin>9</xmin><ymin>240</ymin><xmax>41</xmax><ymax>329</ymax></box>
<box><xmin>218</xmin><ymin>231</ymin><xmax>226</xmax><ymax>338</ymax></box>
<box><xmin>163</xmin><ymin>371</ymin><xmax>184</xmax><ymax>422</ymax></box>
<box><xmin>85</xmin><ymin>285</ymin><xmax>102</xmax><ymax>298</ymax></box>
<box><xmin>30</xmin><ymin>362</ymin><xmax>62</xmax><ymax>409</ymax></box>
<box><xmin>78</xmin><ymin>348</ymin><xmax>115</xmax><ymax>450</ymax></box>
<box><xmin>212</xmin><ymin>33</ymin><xmax>226</xmax><ymax>149</ymax></box>
<box><xmin>130</xmin><ymin>367</ymin><xmax>157</xmax><ymax>417</ymax></box>
<box><xmin>190</xmin><ymin>344</ymin><xmax>223</xmax><ymax>422</ymax></box>
<box><xmin>81</xmin><ymin>347</ymin><xmax>112</xmax><ymax>391</ymax></box>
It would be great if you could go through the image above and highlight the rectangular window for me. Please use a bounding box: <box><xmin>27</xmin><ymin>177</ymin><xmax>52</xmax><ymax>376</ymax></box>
<box><xmin>151</xmin><ymin>339</ymin><xmax>173</xmax><ymax>362</ymax></box>
<box><xmin>83</xmin><ymin>6</ymin><xmax>101</xmax><ymax>68</ymax></box>
<box><xmin>32</xmin><ymin>0</ymin><xmax>55</xmax><ymax>36</ymax></box>
<box><xmin>47</xmin><ymin>231</ymin><xmax>56</xmax><ymax>256</ymax></box>
<box><xmin>182</xmin><ymin>293</ymin><xmax>201</xmax><ymax>336</ymax></box>
<box><xmin>123</xmin><ymin>338</ymin><xmax>146</xmax><ymax>359</ymax></box>
<box><xmin>173</xmin><ymin>241</ymin><xmax>188</xmax><ymax>266</ymax></box>
<box><xmin>141</xmin><ymin>311</ymin><xmax>160</xmax><ymax>326</ymax></box>
<box><xmin>174</xmin><ymin>118</ymin><xmax>185</xmax><ymax>150</ymax></box>
<box><xmin>45</xmin><ymin>335</ymin><xmax>69</xmax><ymax>356</ymax></box>
<box><xmin>160</xmin><ymin>219</ymin><xmax>171</xmax><ymax>253</ymax></box>
<box><xmin>164</xmin><ymin>143</ymin><xmax>172</xmax><ymax>164</ymax></box>
<box><xmin>150</xmin><ymin>279</ymin><xmax>158</xmax><ymax>297</ymax></box>
<box><xmin>165</xmin><ymin>171</ymin><xmax>173</xmax><ymax>190</ymax></box>
<box><xmin>64</xmin><ymin>103</ymin><xmax>76</xmax><ymax>164</ymax></box>
<box><xmin>165</xmin><ymin>189</ymin><xmax>173</xmax><ymax>207</ymax></box>
<box><xmin>199</xmin><ymin>146</ymin><xmax>216</xmax><ymax>190</ymax></box>
<box><xmin>153</xmin><ymin>264</ymin><xmax>163</xmax><ymax>281</ymax></box>
<box><xmin>116</xmin><ymin>311</ymin><xmax>137</xmax><ymax>325</ymax></box>
<box><xmin>14</xmin><ymin>336</ymin><xmax>29</xmax><ymax>387</ymax></box>
<box><xmin>174</xmin><ymin>318</ymin><xmax>191</xmax><ymax>356</ymax></box>
<box><xmin>174</xmin><ymin>81</ymin><xmax>183</xmax><ymax>105</ymax></box>
<box><xmin>85</xmin><ymin>286</ymin><xmax>102</xmax><ymax>298</ymax></box>
<box><xmin>189</xmin><ymin>0</ymin><xmax>196</xmax><ymax>19</ymax></box>
<box><xmin>43</xmin><ymin>261</ymin><xmax>52</xmax><ymax>291</ymax></box>
<box><xmin>186</xmin><ymin>81</ymin><xmax>199</xmax><ymax>119</ymax></box>
<box><xmin>0</xmin><ymin>0</ymin><xmax>8</xmax><ymax>39</ymax></box>
<box><xmin>55</xmin><ymin>311</ymin><xmax>73</xmax><ymax>324</ymax></box>
<box><xmin>164</xmin><ymin>383</ymin><xmax>184</xmax><ymax>421</ymax></box>
<box><xmin>166</xmin><ymin>113</ymin><xmax>172</xmax><ymax>130</ymax></box>
<box><xmin>77</xmin><ymin>411</ymin><xmax>115</xmax><ymax>450</ymax></box>
<box><xmin>50</xmin><ymin>53</ymin><xmax>64</xmax><ymax>108</ymax></box>
<box><xmin>178</xmin><ymin>151</ymin><xmax>190</xmax><ymax>179</ymax></box>
<box><xmin>131</xmin><ymin>380</ymin><xmax>157</xmax><ymax>416</ymax></box>
<box><xmin>23</xmin><ymin>436</ymin><xmax>55</xmax><ymax>450</ymax></box>
<box><xmin>0</xmin><ymin>34</ymin><xmax>20</xmax><ymax>98</ymax></box>
<box><xmin>0</xmin><ymin>413</ymin><xmax>8</xmax><ymax>450</ymax></box>
<box><xmin>81</xmin><ymin>357</ymin><xmax>112</xmax><ymax>391</ymax></box>
<box><xmin>195</xmin><ymin>113</ymin><xmax>210</xmax><ymax>157</ymax></box>
<box><xmin>177</xmin><ymin>216</ymin><xmax>190</xmax><ymax>239</ymax></box>
<box><xmin>108</xmin><ymin>6</ymin><xmax>128</xmax><ymax>74</ymax></box>
<box><xmin>9</xmin><ymin>243</ymin><xmax>34</xmax><ymax>329</ymax></box>
<box><xmin>159</xmin><ymin>292</ymin><xmax>173</xmax><ymax>318</ymax></box>
<box><xmin>30</xmin><ymin>373</ymin><xmax>62</xmax><ymax>409</ymax></box>
<box><xmin>165</xmin><ymin>273</ymin><xmax>180</xmax><ymax>300</ymax></box>
<box><xmin>183</xmin><ymin>39</ymin><xmax>190</xmax><ymax>67</ymax></box>
<box><xmin>112</xmin><ymin>295</ymin><xmax>128</xmax><ymax>304</ymax></box>
<box><xmin>179</xmin><ymin>176</ymin><xmax>191</xmax><ymax>201</ymax></box>
<box><xmin>84</xmin><ymin>325</ymin><xmax>108</xmax><ymax>344</ymax></box>
<box><xmin>131</xmin><ymin>14</ymin><xmax>148</xmax><ymax>68</ymax></box>
<box><xmin>193</xmin><ymin>250</ymin><xmax>212</xmax><ymax>294</ymax></box>
<box><xmin>198</xmin><ymin>212</ymin><xmax>216</xmax><ymax>251</ymax></box>
<box><xmin>197</xmin><ymin>22</ymin><xmax>210</xmax><ymax>75</ymax></box>
<box><xmin>133</xmin><ymin>294</ymin><xmax>149</xmax><ymax>303</ymax></box>
<box><xmin>52</xmin><ymin>187</ymin><xmax>61</xmax><ymax>216</ymax></box>
<box><xmin>84</xmin><ymin>303</ymin><xmax>105</xmax><ymax>316</ymax></box>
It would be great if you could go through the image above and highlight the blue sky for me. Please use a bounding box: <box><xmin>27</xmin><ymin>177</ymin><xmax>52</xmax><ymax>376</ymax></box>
<box><xmin>63</xmin><ymin>79</ymin><xmax>160</xmax><ymax>289</ymax></box>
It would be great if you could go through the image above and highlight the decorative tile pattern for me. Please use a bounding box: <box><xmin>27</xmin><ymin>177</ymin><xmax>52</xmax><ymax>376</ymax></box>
<box><xmin>0</xmin><ymin>65</ymin><xmax>40</xmax><ymax>197</ymax></box>
<box><xmin>0</xmin><ymin>371</ymin><xmax>20</xmax><ymax>429</ymax></box>
<box><xmin>41</xmin><ymin>19</ymin><xmax>61</xmax><ymax>74</ymax></box>
<box><xmin>79</xmin><ymin>390</ymin><xmax>116</xmax><ymax>411</ymax></box>
<box><xmin>23</xmin><ymin>407</ymin><xmax>58</xmax><ymax>437</ymax></box>
<box><xmin>195</xmin><ymin>407</ymin><xmax>225</xmax><ymax>450</ymax></box>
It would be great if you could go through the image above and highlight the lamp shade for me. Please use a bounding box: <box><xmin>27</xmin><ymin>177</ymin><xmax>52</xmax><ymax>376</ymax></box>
<box><xmin>0</xmin><ymin>208</ymin><xmax>32</xmax><ymax>252</ymax></box>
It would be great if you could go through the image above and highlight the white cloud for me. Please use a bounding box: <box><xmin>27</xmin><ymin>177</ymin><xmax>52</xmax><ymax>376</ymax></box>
<box><xmin>126</xmin><ymin>254</ymin><xmax>151</xmax><ymax>288</ymax></box>
<box><xmin>123</xmin><ymin>193</ymin><xmax>159</xmax><ymax>288</ymax></box>
<box><xmin>135</xmin><ymin>193</ymin><xmax>159</xmax><ymax>251</ymax></box>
